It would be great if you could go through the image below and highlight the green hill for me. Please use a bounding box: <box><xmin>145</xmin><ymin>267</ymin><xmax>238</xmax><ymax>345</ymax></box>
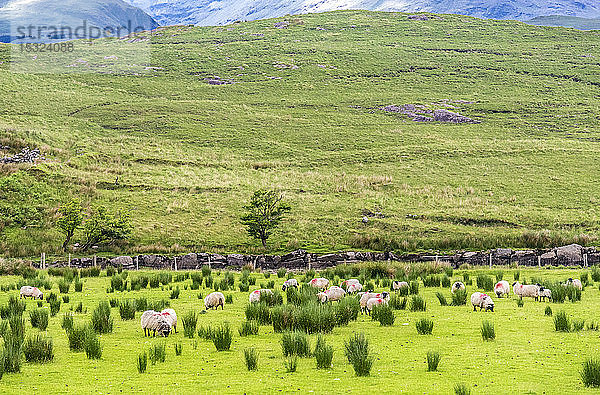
<box><xmin>1</xmin><ymin>11</ymin><xmax>600</xmax><ymax>258</ymax></box>
<box><xmin>527</xmin><ymin>15</ymin><xmax>600</xmax><ymax>30</ymax></box>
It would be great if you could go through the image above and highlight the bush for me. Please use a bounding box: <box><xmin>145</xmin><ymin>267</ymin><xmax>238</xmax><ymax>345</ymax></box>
<box><xmin>554</xmin><ymin>311</ymin><xmax>571</xmax><ymax>332</ymax></box>
<box><xmin>344</xmin><ymin>333</ymin><xmax>373</xmax><ymax>377</ymax></box>
<box><xmin>106</xmin><ymin>266</ymin><xmax>116</xmax><ymax>277</ymax></box>
<box><xmin>111</xmin><ymin>275</ymin><xmax>125</xmax><ymax>292</ymax></box>
<box><xmin>119</xmin><ymin>300</ymin><xmax>136</xmax><ymax>320</ymax></box>
<box><xmin>451</xmin><ymin>289</ymin><xmax>467</xmax><ymax>306</ymax></box>
<box><xmin>476</xmin><ymin>275</ymin><xmax>494</xmax><ymax>292</ymax></box>
<box><xmin>371</xmin><ymin>304</ymin><xmax>395</xmax><ymax>326</ymax></box>
<box><xmin>422</xmin><ymin>275</ymin><xmax>441</xmax><ymax>287</ymax></box>
<box><xmin>57</xmin><ymin>279</ymin><xmax>70</xmax><ymax>294</ymax></box>
<box><xmin>137</xmin><ymin>352</ymin><xmax>148</xmax><ymax>373</ymax></box>
<box><xmin>29</xmin><ymin>309</ymin><xmax>49</xmax><ymax>330</ymax></box>
<box><xmin>566</xmin><ymin>285</ymin><xmax>582</xmax><ymax>302</ymax></box>
<box><xmin>427</xmin><ymin>351</ymin><xmax>441</xmax><ymax>372</ymax></box>
<box><xmin>285</xmin><ymin>356</ymin><xmax>298</xmax><ymax>373</ymax></box>
<box><xmin>277</xmin><ymin>268</ymin><xmax>287</xmax><ymax>278</ymax></box>
<box><xmin>245</xmin><ymin>302</ymin><xmax>271</xmax><ymax>325</ymax></box>
<box><xmin>581</xmin><ymin>272</ymin><xmax>590</xmax><ymax>287</ymax></box>
<box><xmin>409</xmin><ymin>281</ymin><xmax>419</xmax><ymax>295</ymax></box>
<box><xmin>436</xmin><ymin>292</ymin><xmax>448</xmax><ymax>306</ymax></box>
<box><xmin>548</xmin><ymin>283</ymin><xmax>567</xmax><ymax>303</ymax></box>
<box><xmin>212</xmin><ymin>323</ymin><xmax>233</xmax><ymax>351</ymax></box>
<box><xmin>0</xmin><ymin>295</ymin><xmax>26</xmax><ymax>319</ymax></box>
<box><xmin>409</xmin><ymin>295</ymin><xmax>426</xmax><ymax>312</ymax></box>
<box><xmin>389</xmin><ymin>295</ymin><xmax>407</xmax><ymax>310</ymax></box>
<box><xmin>49</xmin><ymin>299</ymin><xmax>61</xmax><ymax>317</ymax></box>
<box><xmin>244</xmin><ymin>348</ymin><xmax>259</xmax><ymax>371</ymax></box>
<box><xmin>592</xmin><ymin>266</ymin><xmax>600</xmax><ymax>282</ymax></box>
<box><xmin>314</xmin><ymin>335</ymin><xmax>334</xmax><ymax>369</ymax></box>
<box><xmin>545</xmin><ymin>306</ymin><xmax>553</xmax><ymax>316</ymax></box>
<box><xmin>281</xmin><ymin>331</ymin><xmax>311</xmax><ymax>357</ymax></box>
<box><xmin>294</xmin><ymin>302</ymin><xmax>336</xmax><ymax>334</ymax></box>
<box><xmin>74</xmin><ymin>302</ymin><xmax>84</xmax><ymax>313</ymax></box>
<box><xmin>481</xmin><ymin>320</ymin><xmax>495</xmax><ymax>341</ymax></box>
<box><xmin>149</xmin><ymin>343</ymin><xmax>166</xmax><ymax>365</ymax></box>
<box><xmin>91</xmin><ymin>301</ymin><xmax>113</xmax><ymax>334</ymax></box>
<box><xmin>516</xmin><ymin>299</ymin><xmax>524</xmax><ymax>308</ymax></box>
<box><xmin>582</xmin><ymin>358</ymin><xmax>600</xmax><ymax>387</ymax></box>
<box><xmin>62</xmin><ymin>313</ymin><xmax>74</xmax><ymax>331</ymax></box>
<box><xmin>454</xmin><ymin>383</ymin><xmax>471</xmax><ymax>395</ymax></box>
<box><xmin>3</xmin><ymin>331</ymin><xmax>23</xmax><ymax>373</ymax></box>
<box><xmin>174</xmin><ymin>342</ymin><xmax>183</xmax><ymax>356</ymax></box>
<box><xmin>84</xmin><ymin>331</ymin><xmax>102</xmax><ymax>359</ymax></box>
<box><xmin>182</xmin><ymin>311</ymin><xmax>198</xmax><ymax>338</ymax></box>
<box><xmin>416</xmin><ymin>318</ymin><xmax>434</xmax><ymax>335</ymax></box>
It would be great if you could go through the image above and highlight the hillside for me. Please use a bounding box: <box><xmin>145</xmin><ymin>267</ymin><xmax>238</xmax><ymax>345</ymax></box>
<box><xmin>527</xmin><ymin>15</ymin><xmax>600</xmax><ymax>30</ymax></box>
<box><xmin>125</xmin><ymin>0</ymin><xmax>600</xmax><ymax>26</ymax></box>
<box><xmin>1</xmin><ymin>11</ymin><xmax>600</xmax><ymax>258</ymax></box>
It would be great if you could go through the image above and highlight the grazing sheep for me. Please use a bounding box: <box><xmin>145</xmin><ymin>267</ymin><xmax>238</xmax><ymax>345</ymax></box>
<box><xmin>347</xmin><ymin>283</ymin><xmax>363</xmax><ymax>294</ymax></box>
<box><xmin>359</xmin><ymin>292</ymin><xmax>390</xmax><ymax>314</ymax></box>
<box><xmin>282</xmin><ymin>279</ymin><xmax>299</xmax><ymax>291</ymax></box>
<box><xmin>451</xmin><ymin>282</ymin><xmax>465</xmax><ymax>294</ymax></box>
<box><xmin>140</xmin><ymin>310</ymin><xmax>171</xmax><ymax>337</ymax></box>
<box><xmin>366</xmin><ymin>297</ymin><xmax>388</xmax><ymax>314</ymax></box>
<box><xmin>470</xmin><ymin>292</ymin><xmax>494</xmax><ymax>312</ymax></box>
<box><xmin>309</xmin><ymin>278</ymin><xmax>330</xmax><ymax>290</ymax></box>
<box><xmin>391</xmin><ymin>281</ymin><xmax>409</xmax><ymax>292</ymax></box>
<box><xmin>512</xmin><ymin>281</ymin><xmax>539</xmax><ymax>299</ymax></box>
<box><xmin>204</xmin><ymin>292</ymin><xmax>225</xmax><ymax>310</ymax></box>
<box><xmin>161</xmin><ymin>308</ymin><xmax>178</xmax><ymax>333</ymax></box>
<box><xmin>341</xmin><ymin>279</ymin><xmax>361</xmax><ymax>288</ymax></box>
<box><xmin>537</xmin><ymin>286</ymin><xmax>552</xmax><ymax>302</ymax></box>
<box><xmin>316</xmin><ymin>292</ymin><xmax>328</xmax><ymax>303</ymax></box>
<box><xmin>494</xmin><ymin>281</ymin><xmax>510</xmax><ymax>298</ymax></box>
<box><xmin>565</xmin><ymin>278</ymin><xmax>583</xmax><ymax>290</ymax></box>
<box><xmin>20</xmin><ymin>286</ymin><xmax>43</xmax><ymax>300</ymax></box>
<box><xmin>325</xmin><ymin>286</ymin><xmax>347</xmax><ymax>302</ymax></box>
<box><xmin>248</xmin><ymin>289</ymin><xmax>273</xmax><ymax>303</ymax></box>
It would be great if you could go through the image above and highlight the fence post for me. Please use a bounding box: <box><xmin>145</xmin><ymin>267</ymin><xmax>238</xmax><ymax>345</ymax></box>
<box><xmin>136</xmin><ymin>256</ymin><xmax>139</xmax><ymax>271</ymax></box>
<box><xmin>174</xmin><ymin>257</ymin><xmax>177</xmax><ymax>271</ymax></box>
<box><xmin>208</xmin><ymin>256</ymin><xmax>211</xmax><ymax>270</ymax></box>
<box><xmin>489</xmin><ymin>253</ymin><xmax>492</xmax><ymax>269</ymax></box>
<box><xmin>584</xmin><ymin>253</ymin><xmax>589</xmax><ymax>268</ymax></box>
<box><xmin>93</xmin><ymin>255</ymin><xmax>97</xmax><ymax>268</ymax></box>
<box><xmin>538</xmin><ymin>255</ymin><xmax>541</xmax><ymax>268</ymax></box>
<box><xmin>253</xmin><ymin>256</ymin><xmax>257</xmax><ymax>271</ymax></box>
<box><xmin>308</xmin><ymin>255</ymin><xmax>312</xmax><ymax>272</ymax></box>
<box><xmin>68</xmin><ymin>254</ymin><xmax>71</xmax><ymax>268</ymax></box>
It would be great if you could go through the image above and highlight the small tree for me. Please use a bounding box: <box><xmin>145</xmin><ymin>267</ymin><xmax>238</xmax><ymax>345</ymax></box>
<box><xmin>240</xmin><ymin>190</ymin><xmax>290</xmax><ymax>248</ymax></box>
<box><xmin>81</xmin><ymin>206</ymin><xmax>132</xmax><ymax>252</ymax></box>
<box><xmin>56</xmin><ymin>199</ymin><xmax>84</xmax><ymax>251</ymax></box>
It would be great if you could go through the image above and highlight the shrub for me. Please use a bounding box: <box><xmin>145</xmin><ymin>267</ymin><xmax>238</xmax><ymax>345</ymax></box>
<box><xmin>573</xmin><ymin>319</ymin><xmax>585</xmax><ymax>332</ymax></box>
<box><xmin>61</xmin><ymin>313</ymin><xmax>74</xmax><ymax>331</ymax></box>
<box><xmin>285</xmin><ymin>356</ymin><xmax>298</xmax><ymax>373</ymax></box>
<box><xmin>134</xmin><ymin>297</ymin><xmax>147</xmax><ymax>312</ymax></box>
<box><xmin>554</xmin><ymin>311</ymin><xmax>571</xmax><ymax>332</ymax></box>
<box><xmin>29</xmin><ymin>309</ymin><xmax>49</xmax><ymax>330</ymax></box>
<box><xmin>3</xmin><ymin>331</ymin><xmax>23</xmax><ymax>373</ymax></box>
<box><xmin>119</xmin><ymin>300</ymin><xmax>136</xmax><ymax>320</ymax></box>
<box><xmin>476</xmin><ymin>275</ymin><xmax>494</xmax><ymax>292</ymax></box>
<box><xmin>427</xmin><ymin>351</ymin><xmax>441</xmax><ymax>372</ymax></box>
<box><xmin>314</xmin><ymin>335</ymin><xmax>334</xmax><ymax>369</ymax></box>
<box><xmin>371</xmin><ymin>304</ymin><xmax>395</xmax><ymax>326</ymax></box>
<box><xmin>545</xmin><ymin>306</ymin><xmax>553</xmax><ymax>316</ymax></box>
<box><xmin>436</xmin><ymin>292</ymin><xmax>448</xmax><ymax>306</ymax></box>
<box><xmin>516</xmin><ymin>299</ymin><xmax>524</xmax><ymax>308</ymax></box>
<box><xmin>245</xmin><ymin>302</ymin><xmax>271</xmax><ymax>325</ymax></box>
<box><xmin>57</xmin><ymin>279</ymin><xmax>70</xmax><ymax>294</ymax></box>
<box><xmin>0</xmin><ymin>295</ymin><xmax>26</xmax><ymax>319</ymax></box>
<box><xmin>244</xmin><ymin>348</ymin><xmax>259</xmax><ymax>371</ymax></box>
<box><xmin>174</xmin><ymin>342</ymin><xmax>183</xmax><ymax>356</ymax></box>
<box><xmin>281</xmin><ymin>331</ymin><xmax>311</xmax><ymax>357</ymax></box>
<box><xmin>111</xmin><ymin>275</ymin><xmax>125</xmax><ymax>292</ymax></box>
<box><xmin>49</xmin><ymin>299</ymin><xmax>61</xmax><ymax>317</ymax></box>
<box><xmin>481</xmin><ymin>320</ymin><xmax>495</xmax><ymax>341</ymax></box>
<box><xmin>582</xmin><ymin>358</ymin><xmax>600</xmax><ymax>388</ymax></box>
<box><xmin>260</xmin><ymin>290</ymin><xmax>283</xmax><ymax>306</ymax></box>
<box><xmin>409</xmin><ymin>295</ymin><xmax>426</xmax><ymax>312</ymax></box>
<box><xmin>91</xmin><ymin>301</ymin><xmax>113</xmax><ymax>334</ymax></box>
<box><xmin>566</xmin><ymin>285</ymin><xmax>582</xmax><ymax>302</ymax></box>
<box><xmin>84</xmin><ymin>331</ymin><xmax>102</xmax><ymax>359</ymax></box>
<box><xmin>182</xmin><ymin>311</ymin><xmax>198</xmax><ymax>338</ymax></box>
<box><xmin>106</xmin><ymin>266</ymin><xmax>116</xmax><ymax>277</ymax></box>
<box><xmin>344</xmin><ymin>333</ymin><xmax>373</xmax><ymax>377</ymax></box>
<box><xmin>389</xmin><ymin>295</ymin><xmax>407</xmax><ymax>310</ymax></box>
<box><xmin>212</xmin><ymin>323</ymin><xmax>233</xmax><ymax>351</ymax></box>
<box><xmin>451</xmin><ymin>290</ymin><xmax>467</xmax><ymax>306</ymax></box>
<box><xmin>149</xmin><ymin>343</ymin><xmax>166</xmax><ymax>364</ymax></box>
<box><xmin>416</xmin><ymin>318</ymin><xmax>434</xmax><ymax>335</ymax></box>
<box><xmin>454</xmin><ymin>383</ymin><xmax>471</xmax><ymax>395</ymax></box>
<box><xmin>581</xmin><ymin>272</ymin><xmax>590</xmax><ymax>287</ymax></box>
<box><xmin>137</xmin><ymin>352</ymin><xmax>148</xmax><ymax>373</ymax></box>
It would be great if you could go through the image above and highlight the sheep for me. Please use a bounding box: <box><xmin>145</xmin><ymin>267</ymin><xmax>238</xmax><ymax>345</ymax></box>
<box><xmin>537</xmin><ymin>286</ymin><xmax>552</xmax><ymax>302</ymax></box>
<box><xmin>316</xmin><ymin>292</ymin><xmax>328</xmax><ymax>303</ymax></box>
<box><xmin>565</xmin><ymin>278</ymin><xmax>583</xmax><ymax>290</ymax></box>
<box><xmin>249</xmin><ymin>289</ymin><xmax>273</xmax><ymax>303</ymax></box>
<box><xmin>341</xmin><ymin>279</ymin><xmax>361</xmax><ymax>288</ymax></box>
<box><xmin>359</xmin><ymin>291</ymin><xmax>389</xmax><ymax>314</ymax></box>
<box><xmin>282</xmin><ymin>279</ymin><xmax>299</xmax><ymax>291</ymax></box>
<box><xmin>140</xmin><ymin>310</ymin><xmax>172</xmax><ymax>337</ymax></box>
<box><xmin>451</xmin><ymin>282</ymin><xmax>465</xmax><ymax>294</ymax></box>
<box><xmin>309</xmin><ymin>278</ymin><xmax>329</xmax><ymax>290</ymax></box>
<box><xmin>512</xmin><ymin>281</ymin><xmax>539</xmax><ymax>299</ymax></box>
<box><xmin>323</xmin><ymin>286</ymin><xmax>347</xmax><ymax>303</ymax></box>
<box><xmin>391</xmin><ymin>281</ymin><xmax>409</xmax><ymax>292</ymax></box>
<box><xmin>161</xmin><ymin>308</ymin><xmax>178</xmax><ymax>333</ymax></box>
<box><xmin>347</xmin><ymin>283</ymin><xmax>363</xmax><ymax>294</ymax></box>
<box><xmin>470</xmin><ymin>292</ymin><xmax>494</xmax><ymax>312</ymax></box>
<box><xmin>20</xmin><ymin>286</ymin><xmax>43</xmax><ymax>300</ymax></box>
<box><xmin>494</xmin><ymin>281</ymin><xmax>510</xmax><ymax>298</ymax></box>
<box><xmin>204</xmin><ymin>292</ymin><xmax>225</xmax><ymax>310</ymax></box>
<box><xmin>366</xmin><ymin>297</ymin><xmax>388</xmax><ymax>314</ymax></box>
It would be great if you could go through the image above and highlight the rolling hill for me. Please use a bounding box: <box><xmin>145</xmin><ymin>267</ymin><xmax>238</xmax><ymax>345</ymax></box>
<box><xmin>527</xmin><ymin>15</ymin><xmax>600</xmax><ymax>30</ymax></box>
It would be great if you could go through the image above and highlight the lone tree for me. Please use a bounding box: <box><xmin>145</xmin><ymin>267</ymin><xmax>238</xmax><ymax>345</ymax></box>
<box><xmin>56</xmin><ymin>199</ymin><xmax>84</xmax><ymax>251</ymax></box>
<box><xmin>241</xmin><ymin>190</ymin><xmax>290</xmax><ymax>248</ymax></box>
<box><xmin>81</xmin><ymin>205</ymin><xmax>132</xmax><ymax>252</ymax></box>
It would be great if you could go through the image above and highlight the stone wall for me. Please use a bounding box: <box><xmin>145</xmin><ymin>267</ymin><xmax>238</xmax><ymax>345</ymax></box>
<box><xmin>43</xmin><ymin>244</ymin><xmax>599</xmax><ymax>271</ymax></box>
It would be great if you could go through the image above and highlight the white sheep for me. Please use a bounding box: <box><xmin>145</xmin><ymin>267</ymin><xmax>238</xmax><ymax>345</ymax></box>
<box><xmin>341</xmin><ymin>279</ymin><xmax>361</xmax><ymax>288</ymax></box>
<box><xmin>309</xmin><ymin>278</ymin><xmax>330</xmax><ymax>290</ymax></box>
<box><xmin>20</xmin><ymin>286</ymin><xmax>43</xmax><ymax>300</ymax></box>
<box><xmin>140</xmin><ymin>310</ymin><xmax>172</xmax><ymax>337</ymax></box>
<box><xmin>359</xmin><ymin>292</ymin><xmax>389</xmax><ymax>314</ymax></box>
<box><xmin>392</xmin><ymin>281</ymin><xmax>409</xmax><ymax>292</ymax></box>
<box><xmin>565</xmin><ymin>278</ymin><xmax>583</xmax><ymax>290</ymax></box>
<box><xmin>366</xmin><ymin>297</ymin><xmax>388</xmax><ymax>314</ymax></box>
<box><xmin>494</xmin><ymin>281</ymin><xmax>510</xmax><ymax>298</ymax></box>
<box><xmin>204</xmin><ymin>292</ymin><xmax>225</xmax><ymax>310</ymax></box>
<box><xmin>347</xmin><ymin>283</ymin><xmax>363</xmax><ymax>294</ymax></box>
<box><xmin>512</xmin><ymin>282</ymin><xmax>539</xmax><ymax>299</ymax></box>
<box><xmin>161</xmin><ymin>308</ymin><xmax>178</xmax><ymax>333</ymax></box>
<box><xmin>318</xmin><ymin>286</ymin><xmax>346</xmax><ymax>303</ymax></box>
<box><xmin>316</xmin><ymin>292</ymin><xmax>328</xmax><ymax>303</ymax></box>
<box><xmin>451</xmin><ymin>282</ymin><xmax>465</xmax><ymax>294</ymax></box>
<box><xmin>249</xmin><ymin>289</ymin><xmax>273</xmax><ymax>303</ymax></box>
<box><xmin>470</xmin><ymin>292</ymin><xmax>494</xmax><ymax>312</ymax></box>
<box><xmin>537</xmin><ymin>286</ymin><xmax>552</xmax><ymax>302</ymax></box>
<box><xmin>282</xmin><ymin>279</ymin><xmax>299</xmax><ymax>291</ymax></box>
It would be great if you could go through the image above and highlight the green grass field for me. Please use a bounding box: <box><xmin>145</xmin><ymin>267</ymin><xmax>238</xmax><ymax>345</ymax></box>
<box><xmin>1</xmin><ymin>11</ymin><xmax>600</xmax><ymax>257</ymax></box>
<box><xmin>0</xmin><ymin>265</ymin><xmax>599</xmax><ymax>393</ymax></box>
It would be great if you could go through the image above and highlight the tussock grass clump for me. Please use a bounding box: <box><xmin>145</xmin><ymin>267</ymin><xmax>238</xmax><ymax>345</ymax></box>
<box><xmin>62</xmin><ymin>295</ymin><xmax>70</xmax><ymax>303</ymax></box>
<box><xmin>110</xmin><ymin>275</ymin><xmax>124</xmax><ymax>292</ymax></box>
<box><xmin>451</xmin><ymin>290</ymin><xmax>467</xmax><ymax>306</ymax></box>
<box><xmin>29</xmin><ymin>309</ymin><xmax>49</xmax><ymax>330</ymax></box>
<box><xmin>170</xmin><ymin>286</ymin><xmax>180</xmax><ymax>300</ymax></box>
<box><xmin>334</xmin><ymin>297</ymin><xmax>360</xmax><ymax>326</ymax></box>
<box><xmin>513</xmin><ymin>271</ymin><xmax>520</xmax><ymax>281</ymax></box>
<box><xmin>277</xmin><ymin>268</ymin><xmax>287</xmax><ymax>278</ymax></box>
<box><xmin>371</xmin><ymin>304</ymin><xmax>395</xmax><ymax>326</ymax></box>
<box><xmin>74</xmin><ymin>278</ymin><xmax>83</xmax><ymax>292</ymax></box>
<box><xmin>481</xmin><ymin>320</ymin><xmax>496</xmax><ymax>341</ymax></box>
<box><xmin>134</xmin><ymin>297</ymin><xmax>147</xmax><ymax>312</ymax></box>
<box><xmin>244</xmin><ymin>348</ymin><xmax>258</xmax><ymax>371</ymax></box>
<box><xmin>409</xmin><ymin>281</ymin><xmax>419</xmax><ymax>295</ymax></box>
<box><xmin>582</xmin><ymin>358</ymin><xmax>600</xmax><ymax>388</ymax></box>
<box><xmin>476</xmin><ymin>275</ymin><xmax>494</xmax><ymax>292</ymax></box>
<box><xmin>91</xmin><ymin>301</ymin><xmax>113</xmax><ymax>334</ymax></box>
<box><xmin>197</xmin><ymin>325</ymin><xmax>214</xmax><ymax>340</ymax></box>
<box><xmin>238</xmin><ymin>282</ymin><xmax>250</xmax><ymax>292</ymax></box>
<box><xmin>344</xmin><ymin>333</ymin><xmax>373</xmax><ymax>377</ymax></box>
<box><xmin>0</xmin><ymin>296</ymin><xmax>26</xmax><ymax>319</ymax></box>
<box><xmin>422</xmin><ymin>275</ymin><xmax>441</xmax><ymax>287</ymax></box>
<box><xmin>427</xmin><ymin>351</ymin><xmax>441</xmax><ymax>372</ymax></box>
<box><xmin>566</xmin><ymin>285</ymin><xmax>582</xmax><ymax>302</ymax></box>
<box><xmin>592</xmin><ymin>266</ymin><xmax>600</xmax><ymax>282</ymax></box>
<box><xmin>554</xmin><ymin>311</ymin><xmax>571</xmax><ymax>332</ymax></box>
<box><xmin>137</xmin><ymin>352</ymin><xmax>148</xmax><ymax>373</ymax></box>
<box><xmin>212</xmin><ymin>323</ymin><xmax>233</xmax><ymax>351</ymax></box>
<box><xmin>581</xmin><ymin>272</ymin><xmax>590</xmax><ymax>287</ymax></box>
<box><xmin>454</xmin><ymin>383</ymin><xmax>471</xmax><ymax>395</ymax></box>
<box><xmin>245</xmin><ymin>302</ymin><xmax>271</xmax><ymax>325</ymax></box>
<box><xmin>314</xmin><ymin>335</ymin><xmax>333</xmax><ymax>369</ymax></box>
<box><xmin>281</xmin><ymin>331</ymin><xmax>311</xmax><ymax>357</ymax></box>
<box><xmin>57</xmin><ymin>279</ymin><xmax>70</xmax><ymax>294</ymax></box>
<box><xmin>106</xmin><ymin>266</ymin><xmax>116</xmax><ymax>277</ymax></box>
<box><xmin>409</xmin><ymin>295</ymin><xmax>426</xmax><ymax>312</ymax></box>
<box><xmin>516</xmin><ymin>299</ymin><xmax>524</xmax><ymax>308</ymax></box>
<box><xmin>61</xmin><ymin>313</ymin><xmax>74</xmax><ymax>331</ymax></box>
<box><xmin>441</xmin><ymin>275</ymin><xmax>451</xmax><ymax>288</ymax></box>
<box><xmin>74</xmin><ymin>302</ymin><xmax>84</xmax><ymax>313</ymax></box>
<box><xmin>174</xmin><ymin>342</ymin><xmax>183</xmax><ymax>356</ymax></box>
<box><xmin>149</xmin><ymin>343</ymin><xmax>166</xmax><ymax>364</ymax></box>
<box><xmin>494</xmin><ymin>270</ymin><xmax>504</xmax><ymax>282</ymax></box>
<box><xmin>545</xmin><ymin>306</ymin><xmax>553</xmax><ymax>316</ymax></box>
<box><xmin>67</xmin><ymin>324</ymin><xmax>93</xmax><ymax>352</ymax></box>
<box><xmin>119</xmin><ymin>300</ymin><xmax>136</xmax><ymax>320</ymax></box>
<box><xmin>436</xmin><ymin>292</ymin><xmax>448</xmax><ymax>306</ymax></box>
<box><xmin>225</xmin><ymin>294</ymin><xmax>233</xmax><ymax>304</ymax></box>
<box><xmin>3</xmin><ymin>330</ymin><xmax>23</xmax><ymax>373</ymax></box>
<box><xmin>109</xmin><ymin>298</ymin><xmax>118</xmax><ymax>308</ymax></box>
<box><xmin>285</xmin><ymin>355</ymin><xmax>298</xmax><ymax>373</ymax></box>
<box><xmin>416</xmin><ymin>318</ymin><xmax>434</xmax><ymax>335</ymax></box>
<box><xmin>238</xmin><ymin>320</ymin><xmax>260</xmax><ymax>336</ymax></box>
<box><xmin>49</xmin><ymin>299</ymin><xmax>61</xmax><ymax>317</ymax></box>
<box><xmin>84</xmin><ymin>331</ymin><xmax>102</xmax><ymax>360</ymax></box>
<box><xmin>182</xmin><ymin>311</ymin><xmax>198</xmax><ymax>338</ymax></box>
<box><xmin>573</xmin><ymin>319</ymin><xmax>585</xmax><ymax>332</ymax></box>
<box><xmin>389</xmin><ymin>295</ymin><xmax>407</xmax><ymax>310</ymax></box>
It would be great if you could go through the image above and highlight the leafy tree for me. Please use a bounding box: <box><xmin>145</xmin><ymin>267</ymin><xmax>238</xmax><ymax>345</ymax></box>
<box><xmin>240</xmin><ymin>190</ymin><xmax>290</xmax><ymax>248</ymax></box>
<box><xmin>81</xmin><ymin>206</ymin><xmax>132</xmax><ymax>251</ymax></box>
<box><xmin>56</xmin><ymin>199</ymin><xmax>84</xmax><ymax>251</ymax></box>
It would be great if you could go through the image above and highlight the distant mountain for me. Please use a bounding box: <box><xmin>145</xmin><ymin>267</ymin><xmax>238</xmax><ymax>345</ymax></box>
<box><xmin>526</xmin><ymin>15</ymin><xmax>600</xmax><ymax>30</ymax></box>
<box><xmin>0</xmin><ymin>0</ymin><xmax>157</xmax><ymax>43</ymax></box>
<box><xmin>125</xmin><ymin>0</ymin><xmax>600</xmax><ymax>27</ymax></box>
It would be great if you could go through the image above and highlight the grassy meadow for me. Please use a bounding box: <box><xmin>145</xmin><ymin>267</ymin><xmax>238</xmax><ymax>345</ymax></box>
<box><xmin>0</xmin><ymin>264</ymin><xmax>599</xmax><ymax>393</ymax></box>
<box><xmin>0</xmin><ymin>11</ymin><xmax>600</xmax><ymax>257</ymax></box>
